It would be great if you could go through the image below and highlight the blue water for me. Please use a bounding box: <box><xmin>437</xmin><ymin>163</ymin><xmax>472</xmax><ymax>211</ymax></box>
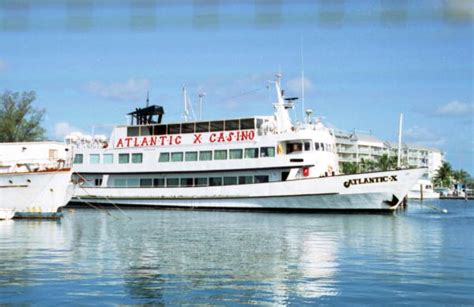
<box><xmin>1</xmin><ymin>200</ymin><xmax>473</xmax><ymax>305</ymax></box>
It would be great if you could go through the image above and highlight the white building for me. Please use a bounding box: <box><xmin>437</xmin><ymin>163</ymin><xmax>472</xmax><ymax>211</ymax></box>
<box><xmin>334</xmin><ymin>130</ymin><xmax>444</xmax><ymax>179</ymax></box>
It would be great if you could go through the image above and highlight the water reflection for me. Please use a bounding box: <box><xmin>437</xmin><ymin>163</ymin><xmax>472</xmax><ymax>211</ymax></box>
<box><xmin>0</xmin><ymin>203</ymin><xmax>473</xmax><ymax>305</ymax></box>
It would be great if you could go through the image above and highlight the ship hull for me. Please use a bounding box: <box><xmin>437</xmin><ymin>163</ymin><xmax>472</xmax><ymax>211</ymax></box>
<box><xmin>72</xmin><ymin>168</ymin><xmax>425</xmax><ymax>212</ymax></box>
<box><xmin>0</xmin><ymin>170</ymin><xmax>74</xmax><ymax>219</ymax></box>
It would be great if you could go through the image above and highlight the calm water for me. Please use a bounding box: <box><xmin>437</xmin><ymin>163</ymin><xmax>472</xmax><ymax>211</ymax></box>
<box><xmin>1</xmin><ymin>200</ymin><xmax>473</xmax><ymax>305</ymax></box>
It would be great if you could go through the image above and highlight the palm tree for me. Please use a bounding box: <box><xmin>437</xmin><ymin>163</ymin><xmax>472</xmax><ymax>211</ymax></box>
<box><xmin>341</xmin><ymin>162</ymin><xmax>358</xmax><ymax>174</ymax></box>
<box><xmin>433</xmin><ymin>161</ymin><xmax>453</xmax><ymax>187</ymax></box>
<box><xmin>452</xmin><ymin>169</ymin><xmax>470</xmax><ymax>184</ymax></box>
<box><xmin>376</xmin><ymin>154</ymin><xmax>398</xmax><ymax>171</ymax></box>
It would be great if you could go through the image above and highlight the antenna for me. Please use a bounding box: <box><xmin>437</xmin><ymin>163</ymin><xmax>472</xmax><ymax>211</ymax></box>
<box><xmin>198</xmin><ymin>92</ymin><xmax>206</xmax><ymax>120</ymax></box>
<box><xmin>146</xmin><ymin>91</ymin><xmax>149</xmax><ymax>107</ymax></box>
<box><xmin>301</xmin><ymin>36</ymin><xmax>305</xmax><ymax>122</ymax></box>
<box><xmin>182</xmin><ymin>86</ymin><xmax>189</xmax><ymax>122</ymax></box>
<box><xmin>397</xmin><ymin>113</ymin><xmax>403</xmax><ymax>168</ymax></box>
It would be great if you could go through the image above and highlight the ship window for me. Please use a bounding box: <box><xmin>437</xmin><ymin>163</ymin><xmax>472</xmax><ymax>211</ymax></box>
<box><xmin>168</xmin><ymin>124</ymin><xmax>181</xmax><ymax>134</ymax></box>
<box><xmin>185</xmin><ymin>151</ymin><xmax>198</xmax><ymax>161</ymax></box>
<box><xmin>171</xmin><ymin>152</ymin><xmax>183</xmax><ymax>162</ymax></box>
<box><xmin>210</xmin><ymin>121</ymin><xmax>224</xmax><ymax>132</ymax></box>
<box><xmin>195</xmin><ymin>177</ymin><xmax>208</xmax><ymax>187</ymax></box>
<box><xmin>254</xmin><ymin>175</ymin><xmax>269</xmax><ymax>183</ymax></box>
<box><xmin>103</xmin><ymin>154</ymin><xmax>113</xmax><ymax>164</ymax></box>
<box><xmin>153</xmin><ymin>178</ymin><xmax>165</xmax><ymax>187</ymax></box>
<box><xmin>287</xmin><ymin>143</ymin><xmax>302</xmax><ymax>154</ymax></box>
<box><xmin>320</xmin><ymin>143</ymin><xmax>325</xmax><ymax>151</ymax></box>
<box><xmin>239</xmin><ymin>176</ymin><xmax>253</xmax><ymax>184</ymax></box>
<box><xmin>127</xmin><ymin>178</ymin><xmax>140</xmax><ymax>187</ymax></box>
<box><xmin>132</xmin><ymin>153</ymin><xmax>143</xmax><ymax>163</ymax></box>
<box><xmin>304</xmin><ymin>142</ymin><xmax>311</xmax><ymax>151</ymax></box>
<box><xmin>229</xmin><ymin>149</ymin><xmax>243</xmax><ymax>159</ymax></box>
<box><xmin>153</xmin><ymin>125</ymin><xmax>167</xmax><ymax>135</ymax></box>
<box><xmin>166</xmin><ymin>178</ymin><xmax>179</xmax><ymax>187</ymax></box>
<box><xmin>159</xmin><ymin>152</ymin><xmax>170</xmax><ymax>162</ymax></box>
<box><xmin>214</xmin><ymin>150</ymin><xmax>227</xmax><ymax>160</ymax></box>
<box><xmin>182</xmin><ymin>123</ymin><xmax>195</xmax><ymax>134</ymax></box>
<box><xmin>141</xmin><ymin>126</ymin><xmax>153</xmax><ymax>136</ymax></box>
<box><xmin>119</xmin><ymin>153</ymin><xmax>130</xmax><ymax>164</ymax></box>
<box><xmin>225</xmin><ymin>120</ymin><xmax>239</xmax><ymax>131</ymax></box>
<box><xmin>94</xmin><ymin>178</ymin><xmax>102</xmax><ymax>186</ymax></box>
<box><xmin>89</xmin><ymin>154</ymin><xmax>100</xmax><ymax>164</ymax></box>
<box><xmin>240</xmin><ymin>118</ymin><xmax>255</xmax><ymax>130</ymax></box>
<box><xmin>260</xmin><ymin>147</ymin><xmax>275</xmax><ymax>157</ymax></box>
<box><xmin>181</xmin><ymin>178</ymin><xmax>194</xmax><ymax>187</ymax></box>
<box><xmin>245</xmin><ymin>148</ymin><xmax>258</xmax><ymax>159</ymax></box>
<box><xmin>315</xmin><ymin>142</ymin><xmax>320</xmax><ymax>151</ymax></box>
<box><xmin>209</xmin><ymin>177</ymin><xmax>222</xmax><ymax>186</ymax></box>
<box><xmin>73</xmin><ymin>154</ymin><xmax>83</xmax><ymax>164</ymax></box>
<box><xmin>224</xmin><ymin>177</ymin><xmax>237</xmax><ymax>185</ymax></box>
<box><xmin>195</xmin><ymin>122</ymin><xmax>210</xmax><ymax>133</ymax></box>
<box><xmin>256</xmin><ymin>118</ymin><xmax>264</xmax><ymax>129</ymax></box>
<box><xmin>127</xmin><ymin>126</ymin><xmax>140</xmax><ymax>136</ymax></box>
<box><xmin>140</xmin><ymin>178</ymin><xmax>152</xmax><ymax>187</ymax></box>
<box><xmin>114</xmin><ymin>179</ymin><xmax>126</xmax><ymax>187</ymax></box>
<box><xmin>199</xmin><ymin>151</ymin><xmax>212</xmax><ymax>161</ymax></box>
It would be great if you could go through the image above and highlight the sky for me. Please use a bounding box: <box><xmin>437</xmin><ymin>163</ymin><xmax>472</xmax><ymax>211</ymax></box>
<box><xmin>1</xmin><ymin>0</ymin><xmax>473</xmax><ymax>173</ymax></box>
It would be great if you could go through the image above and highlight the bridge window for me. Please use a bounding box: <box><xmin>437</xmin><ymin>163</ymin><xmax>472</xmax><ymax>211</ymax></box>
<box><xmin>225</xmin><ymin>120</ymin><xmax>239</xmax><ymax>131</ymax></box>
<box><xmin>315</xmin><ymin>142</ymin><xmax>320</xmax><ymax>151</ymax></box>
<box><xmin>240</xmin><ymin>118</ymin><xmax>255</xmax><ymax>130</ymax></box>
<box><xmin>171</xmin><ymin>152</ymin><xmax>183</xmax><ymax>162</ymax></box>
<box><xmin>224</xmin><ymin>177</ymin><xmax>237</xmax><ymax>185</ymax></box>
<box><xmin>119</xmin><ymin>153</ymin><xmax>130</xmax><ymax>164</ymax></box>
<box><xmin>127</xmin><ymin>127</ymin><xmax>140</xmax><ymax>136</ymax></box>
<box><xmin>245</xmin><ymin>148</ymin><xmax>258</xmax><ymax>158</ymax></box>
<box><xmin>181</xmin><ymin>178</ymin><xmax>194</xmax><ymax>187</ymax></box>
<box><xmin>166</xmin><ymin>178</ymin><xmax>179</xmax><ymax>187</ymax></box>
<box><xmin>214</xmin><ymin>150</ymin><xmax>227</xmax><ymax>160</ymax></box>
<box><xmin>260</xmin><ymin>147</ymin><xmax>275</xmax><ymax>157</ymax></box>
<box><xmin>209</xmin><ymin>177</ymin><xmax>222</xmax><ymax>186</ymax></box>
<box><xmin>210</xmin><ymin>121</ymin><xmax>224</xmax><ymax>132</ymax></box>
<box><xmin>168</xmin><ymin>124</ymin><xmax>181</xmax><ymax>134</ymax></box>
<box><xmin>195</xmin><ymin>122</ymin><xmax>210</xmax><ymax>133</ymax></box>
<box><xmin>158</xmin><ymin>152</ymin><xmax>170</xmax><ymax>162</ymax></box>
<box><xmin>181</xmin><ymin>123</ymin><xmax>195</xmax><ymax>134</ymax></box>
<box><xmin>131</xmin><ymin>153</ymin><xmax>143</xmax><ymax>163</ymax></box>
<box><xmin>153</xmin><ymin>178</ymin><xmax>165</xmax><ymax>187</ymax></box>
<box><xmin>185</xmin><ymin>151</ymin><xmax>198</xmax><ymax>161</ymax></box>
<box><xmin>239</xmin><ymin>176</ymin><xmax>253</xmax><ymax>184</ymax></box>
<box><xmin>254</xmin><ymin>175</ymin><xmax>269</xmax><ymax>183</ymax></box>
<box><xmin>199</xmin><ymin>151</ymin><xmax>212</xmax><ymax>161</ymax></box>
<box><xmin>140</xmin><ymin>179</ymin><xmax>152</xmax><ymax>187</ymax></box>
<box><xmin>229</xmin><ymin>149</ymin><xmax>243</xmax><ymax>159</ymax></box>
<box><xmin>287</xmin><ymin>143</ymin><xmax>302</xmax><ymax>154</ymax></box>
<box><xmin>195</xmin><ymin>177</ymin><xmax>208</xmax><ymax>187</ymax></box>
<box><xmin>153</xmin><ymin>125</ymin><xmax>167</xmax><ymax>135</ymax></box>
<box><xmin>304</xmin><ymin>142</ymin><xmax>311</xmax><ymax>151</ymax></box>
<box><xmin>73</xmin><ymin>154</ymin><xmax>83</xmax><ymax>164</ymax></box>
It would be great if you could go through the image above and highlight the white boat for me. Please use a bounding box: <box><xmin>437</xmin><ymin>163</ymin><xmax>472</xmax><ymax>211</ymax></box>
<box><xmin>70</xmin><ymin>78</ymin><xmax>425</xmax><ymax>212</ymax></box>
<box><xmin>0</xmin><ymin>142</ymin><xmax>74</xmax><ymax>219</ymax></box>
<box><xmin>408</xmin><ymin>178</ymin><xmax>440</xmax><ymax>199</ymax></box>
<box><xmin>0</xmin><ymin>208</ymin><xmax>16</xmax><ymax>220</ymax></box>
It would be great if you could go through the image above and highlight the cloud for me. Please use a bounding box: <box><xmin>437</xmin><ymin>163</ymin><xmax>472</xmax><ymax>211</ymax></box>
<box><xmin>53</xmin><ymin>122</ymin><xmax>83</xmax><ymax>140</ymax></box>
<box><xmin>435</xmin><ymin>101</ymin><xmax>473</xmax><ymax>117</ymax></box>
<box><xmin>85</xmin><ymin>78</ymin><xmax>150</xmax><ymax>101</ymax></box>
<box><xmin>404</xmin><ymin>126</ymin><xmax>446</xmax><ymax>147</ymax></box>
<box><xmin>285</xmin><ymin>76</ymin><xmax>314</xmax><ymax>94</ymax></box>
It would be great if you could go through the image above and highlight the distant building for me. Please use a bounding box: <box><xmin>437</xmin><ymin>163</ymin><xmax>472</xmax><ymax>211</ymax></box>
<box><xmin>334</xmin><ymin>130</ymin><xmax>444</xmax><ymax>178</ymax></box>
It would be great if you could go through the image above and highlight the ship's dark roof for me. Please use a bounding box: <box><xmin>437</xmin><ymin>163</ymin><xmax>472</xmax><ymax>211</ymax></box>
<box><xmin>128</xmin><ymin>105</ymin><xmax>165</xmax><ymax>125</ymax></box>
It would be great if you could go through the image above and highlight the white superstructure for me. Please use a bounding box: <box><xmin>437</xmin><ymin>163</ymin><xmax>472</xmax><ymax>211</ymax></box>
<box><xmin>0</xmin><ymin>142</ymin><xmax>74</xmax><ymax>218</ymax></box>
<box><xmin>70</xmin><ymin>80</ymin><xmax>425</xmax><ymax>212</ymax></box>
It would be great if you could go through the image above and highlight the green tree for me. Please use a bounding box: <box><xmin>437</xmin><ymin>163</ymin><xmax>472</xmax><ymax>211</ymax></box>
<box><xmin>433</xmin><ymin>161</ymin><xmax>453</xmax><ymax>187</ymax></box>
<box><xmin>341</xmin><ymin>162</ymin><xmax>358</xmax><ymax>174</ymax></box>
<box><xmin>452</xmin><ymin>169</ymin><xmax>470</xmax><ymax>184</ymax></box>
<box><xmin>0</xmin><ymin>91</ymin><xmax>45</xmax><ymax>142</ymax></box>
<box><xmin>376</xmin><ymin>154</ymin><xmax>398</xmax><ymax>171</ymax></box>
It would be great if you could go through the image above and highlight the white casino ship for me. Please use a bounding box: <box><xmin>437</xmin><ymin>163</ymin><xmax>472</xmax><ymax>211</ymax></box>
<box><xmin>70</xmin><ymin>80</ymin><xmax>425</xmax><ymax>212</ymax></box>
<box><xmin>0</xmin><ymin>142</ymin><xmax>74</xmax><ymax>219</ymax></box>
